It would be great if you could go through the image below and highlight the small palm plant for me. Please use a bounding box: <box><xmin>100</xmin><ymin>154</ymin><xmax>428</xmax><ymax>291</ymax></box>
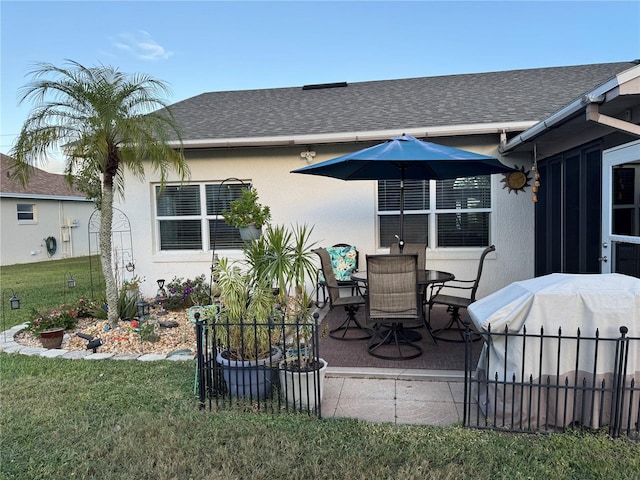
<box><xmin>212</xmin><ymin>257</ymin><xmax>281</xmax><ymax>361</ymax></box>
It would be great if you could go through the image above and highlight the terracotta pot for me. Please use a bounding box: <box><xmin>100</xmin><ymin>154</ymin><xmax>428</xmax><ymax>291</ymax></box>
<box><xmin>39</xmin><ymin>328</ymin><xmax>65</xmax><ymax>349</ymax></box>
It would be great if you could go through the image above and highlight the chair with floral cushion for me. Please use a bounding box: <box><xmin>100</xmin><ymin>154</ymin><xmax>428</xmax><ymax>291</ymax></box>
<box><xmin>313</xmin><ymin>247</ymin><xmax>370</xmax><ymax>341</ymax></box>
<box><xmin>315</xmin><ymin>243</ymin><xmax>359</xmax><ymax>308</ymax></box>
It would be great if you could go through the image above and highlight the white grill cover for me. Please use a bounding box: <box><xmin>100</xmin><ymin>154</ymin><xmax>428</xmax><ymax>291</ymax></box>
<box><xmin>467</xmin><ymin>273</ymin><xmax>640</xmax><ymax>428</ymax></box>
<box><xmin>469</xmin><ymin>273</ymin><xmax>640</xmax><ymax>339</ymax></box>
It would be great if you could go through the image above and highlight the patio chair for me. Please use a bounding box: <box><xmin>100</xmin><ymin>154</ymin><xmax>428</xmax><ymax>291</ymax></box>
<box><xmin>313</xmin><ymin>248</ymin><xmax>370</xmax><ymax>341</ymax></box>
<box><xmin>315</xmin><ymin>243</ymin><xmax>359</xmax><ymax>308</ymax></box>
<box><xmin>426</xmin><ymin>244</ymin><xmax>495</xmax><ymax>341</ymax></box>
<box><xmin>365</xmin><ymin>254</ymin><xmax>424</xmax><ymax>360</ymax></box>
<box><xmin>390</xmin><ymin>242</ymin><xmax>427</xmax><ymax>270</ymax></box>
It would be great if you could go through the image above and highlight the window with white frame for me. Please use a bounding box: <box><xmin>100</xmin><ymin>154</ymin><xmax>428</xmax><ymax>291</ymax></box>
<box><xmin>378</xmin><ymin>176</ymin><xmax>492</xmax><ymax>248</ymax></box>
<box><xmin>17</xmin><ymin>203</ymin><xmax>36</xmax><ymax>223</ymax></box>
<box><xmin>155</xmin><ymin>182</ymin><xmax>249</xmax><ymax>251</ymax></box>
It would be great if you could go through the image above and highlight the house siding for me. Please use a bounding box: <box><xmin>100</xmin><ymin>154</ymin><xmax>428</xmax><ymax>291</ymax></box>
<box><xmin>118</xmin><ymin>137</ymin><xmax>534</xmax><ymax>299</ymax></box>
<box><xmin>1</xmin><ymin>196</ymin><xmax>94</xmax><ymax>265</ymax></box>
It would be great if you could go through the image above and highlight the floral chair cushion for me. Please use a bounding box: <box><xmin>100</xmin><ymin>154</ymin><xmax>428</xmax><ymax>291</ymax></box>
<box><xmin>318</xmin><ymin>245</ymin><xmax>358</xmax><ymax>282</ymax></box>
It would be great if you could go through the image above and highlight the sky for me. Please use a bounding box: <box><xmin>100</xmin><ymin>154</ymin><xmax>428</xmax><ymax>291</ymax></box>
<box><xmin>2</xmin><ymin>0</ymin><xmax>639</xmax><ymax>173</ymax></box>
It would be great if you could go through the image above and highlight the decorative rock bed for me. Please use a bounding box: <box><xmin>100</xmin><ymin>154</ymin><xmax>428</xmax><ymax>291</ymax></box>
<box><xmin>3</xmin><ymin>310</ymin><xmax>196</xmax><ymax>361</ymax></box>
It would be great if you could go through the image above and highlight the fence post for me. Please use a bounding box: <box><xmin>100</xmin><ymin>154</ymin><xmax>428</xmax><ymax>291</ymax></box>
<box><xmin>609</xmin><ymin>326</ymin><xmax>629</xmax><ymax>438</ymax></box>
<box><xmin>194</xmin><ymin>312</ymin><xmax>206</xmax><ymax>409</ymax></box>
<box><xmin>462</xmin><ymin>319</ymin><xmax>472</xmax><ymax>427</ymax></box>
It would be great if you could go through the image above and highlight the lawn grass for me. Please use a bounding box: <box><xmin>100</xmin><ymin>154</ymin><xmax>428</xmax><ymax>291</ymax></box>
<box><xmin>1</xmin><ymin>354</ymin><xmax>639</xmax><ymax>479</ymax></box>
<box><xmin>1</xmin><ymin>258</ymin><xmax>639</xmax><ymax>479</ymax></box>
<box><xmin>1</xmin><ymin>256</ymin><xmax>105</xmax><ymax>329</ymax></box>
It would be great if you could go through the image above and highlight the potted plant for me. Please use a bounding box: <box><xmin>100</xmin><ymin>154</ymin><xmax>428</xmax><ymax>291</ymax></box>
<box><xmin>27</xmin><ymin>305</ymin><xmax>79</xmax><ymax>349</ymax></box>
<box><xmin>211</xmin><ymin>257</ymin><xmax>282</xmax><ymax>398</ymax></box>
<box><xmin>279</xmin><ymin>290</ymin><xmax>328</xmax><ymax>411</ymax></box>
<box><xmin>222</xmin><ymin>187</ymin><xmax>271</xmax><ymax>241</ymax></box>
<box><xmin>244</xmin><ymin>223</ymin><xmax>318</xmax><ymax>302</ymax></box>
<box><xmin>244</xmin><ymin>223</ymin><xmax>326</xmax><ymax>410</ymax></box>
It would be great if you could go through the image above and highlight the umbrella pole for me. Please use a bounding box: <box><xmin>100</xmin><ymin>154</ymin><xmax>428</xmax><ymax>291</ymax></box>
<box><xmin>399</xmin><ymin>175</ymin><xmax>405</xmax><ymax>253</ymax></box>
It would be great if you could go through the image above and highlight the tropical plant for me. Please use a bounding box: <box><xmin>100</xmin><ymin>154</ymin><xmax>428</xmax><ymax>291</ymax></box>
<box><xmin>222</xmin><ymin>187</ymin><xmax>271</xmax><ymax>228</ymax></box>
<box><xmin>244</xmin><ymin>223</ymin><xmax>318</xmax><ymax>303</ymax></box>
<box><xmin>9</xmin><ymin>60</ymin><xmax>189</xmax><ymax>327</ymax></box>
<box><xmin>243</xmin><ymin>223</ymin><xmax>320</xmax><ymax>369</ymax></box>
<box><xmin>211</xmin><ymin>257</ymin><xmax>281</xmax><ymax>361</ymax></box>
<box><xmin>281</xmin><ymin>289</ymin><xmax>323</xmax><ymax>370</ymax></box>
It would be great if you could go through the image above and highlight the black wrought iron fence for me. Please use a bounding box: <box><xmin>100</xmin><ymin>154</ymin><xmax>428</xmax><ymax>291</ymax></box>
<box><xmin>463</xmin><ymin>324</ymin><xmax>639</xmax><ymax>439</ymax></box>
<box><xmin>194</xmin><ymin>309</ymin><xmax>325</xmax><ymax>418</ymax></box>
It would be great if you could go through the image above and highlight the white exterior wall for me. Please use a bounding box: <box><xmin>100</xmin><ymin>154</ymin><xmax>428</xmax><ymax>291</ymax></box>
<box><xmin>117</xmin><ymin>137</ymin><xmax>535</xmax><ymax>299</ymax></box>
<box><xmin>0</xmin><ymin>197</ymin><xmax>94</xmax><ymax>265</ymax></box>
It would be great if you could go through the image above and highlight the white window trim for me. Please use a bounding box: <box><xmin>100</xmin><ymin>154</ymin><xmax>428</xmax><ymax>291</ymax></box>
<box><xmin>17</xmin><ymin>203</ymin><xmax>37</xmax><ymax>224</ymax></box>
<box><xmin>152</xmin><ymin>182</ymin><xmax>248</xmax><ymax>261</ymax></box>
<box><xmin>377</xmin><ymin>176</ymin><xmax>498</xmax><ymax>256</ymax></box>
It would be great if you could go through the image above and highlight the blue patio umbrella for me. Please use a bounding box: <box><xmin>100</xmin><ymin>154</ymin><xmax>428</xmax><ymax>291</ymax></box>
<box><xmin>291</xmin><ymin>134</ymin><xmax>515</xmax><ymax>247</ymax></box>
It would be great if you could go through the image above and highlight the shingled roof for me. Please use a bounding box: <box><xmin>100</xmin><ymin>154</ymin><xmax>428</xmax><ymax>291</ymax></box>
<box><xmin>0</xmin><ymin>153</ymin><xmax>87</xmax><ymax>200</ymax></box>
<box><xmin>166</xmin><ymin>61</ymin><xmax>638</xmax><ymax>143</ymax></box>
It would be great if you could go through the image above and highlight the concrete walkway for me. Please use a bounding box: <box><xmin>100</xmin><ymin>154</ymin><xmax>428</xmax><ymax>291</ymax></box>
<box><xmin>1</xmin><ymin>323</ymin><xmax>466</xmax><ymax>426</ymax></box>
<box><xmin>323</xmin><ymin>367</ymin><xmax>466</xmax><ymax>425</ymax></box>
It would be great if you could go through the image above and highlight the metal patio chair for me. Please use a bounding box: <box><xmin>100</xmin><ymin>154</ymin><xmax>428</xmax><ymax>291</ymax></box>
<box><xmin>313</xmin><ymin>247</ymin><xmax>370</xmax><ymax>341</ymax></box>
<box><xmin>315</xmin><ymin>243</ymin><xmax>359</xmax><ymax>308</ymax></box>
<box><xmin>365</xmin><ymin>253</ymin><xmax>424</xmax><ymax>360</ymax></box>
<box><xmin>390</xmin><ymin>242</ymin><xmax>427</xmax><ymax>270</ymax></box>
<box><xmin>426</xmin><ymin>244</ymin><xmax>495</xmax><ymax>341</ymax></box>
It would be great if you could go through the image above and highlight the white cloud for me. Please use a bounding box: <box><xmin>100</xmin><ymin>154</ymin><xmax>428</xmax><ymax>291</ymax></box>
<box><xmin>112</xmin><ymin>31</ymin><xmax>173</xmax><ymax>61</ymax></box>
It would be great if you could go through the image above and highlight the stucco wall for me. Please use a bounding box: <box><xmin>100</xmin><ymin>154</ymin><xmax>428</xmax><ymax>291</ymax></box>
<box><xmin>116</xmin><ymin>137</ymin><xmax>535</xmax><ymax>299</ymax></box>
<box><xmin>0</xmin><ymin>197</ymin><xmax>94</xmax><ymax>265</ymax></box>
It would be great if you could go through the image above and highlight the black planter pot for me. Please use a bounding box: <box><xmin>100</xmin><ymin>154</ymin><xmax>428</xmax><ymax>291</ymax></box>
<box><xmin>216</xmin><ymin>347</ymin><xmax>282</xmax><ymax>398</ymax></box>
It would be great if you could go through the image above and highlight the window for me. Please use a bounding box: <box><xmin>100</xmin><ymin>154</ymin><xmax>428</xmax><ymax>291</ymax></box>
<box><xmin>155</xmin><ymin>182</ymin><xmax>249</xmax><ymax>251</ymax></box>
<box><xmin>17</xmin><ymin>203</ymin><xmax>36</xmax><ymax>223</ymax></box>
<box><xmin>377</xmin><ymin>176</ymin><xmax>492</xmax><ymax>248</ymax></box>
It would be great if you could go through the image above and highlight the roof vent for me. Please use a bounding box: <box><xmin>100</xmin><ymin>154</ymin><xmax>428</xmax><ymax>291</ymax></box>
<box><xmin>302</xmin><ymin>82</ymin><xmax>348</xmax><ymax>91</ymax></box>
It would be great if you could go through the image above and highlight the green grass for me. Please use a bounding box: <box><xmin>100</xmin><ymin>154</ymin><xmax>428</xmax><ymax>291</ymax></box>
<box><xmin>1</xmin><ymin>258</ymin><xmax>639</xmax><ymax>479</ymax></box>
<box><xmin>1</xmin><ymin>354</ymin><xmax>639</xmax><ymax>480</ymax></box>
<box><xmin>1</xmin><ymin>256</ymin><xmax>105</xmax><ymax>329</ymax></box>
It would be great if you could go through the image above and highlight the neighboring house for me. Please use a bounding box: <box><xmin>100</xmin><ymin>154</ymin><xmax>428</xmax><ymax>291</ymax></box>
<box><xmin>116</xmin><ymin>61</ymin><xmax>640</xmax><ymax>298</ymax></box>
<box><xmin>0</xmin><ymin>154</ymin><xmax>94</xmax><ymax>265</ymax></box>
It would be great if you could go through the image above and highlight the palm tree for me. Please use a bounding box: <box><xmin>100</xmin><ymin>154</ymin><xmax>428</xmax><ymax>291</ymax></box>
<box><xmin>9</xmin><ymin>60</ymin><xmax>190</xmax><ymax>326</ymax></box>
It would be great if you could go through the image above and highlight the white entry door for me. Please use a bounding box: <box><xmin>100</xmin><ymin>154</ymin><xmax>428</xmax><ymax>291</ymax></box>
<box><xmin>601</xmin><ymin>140</ymin><xmax>640</xmax><ymax>276</ymax></box>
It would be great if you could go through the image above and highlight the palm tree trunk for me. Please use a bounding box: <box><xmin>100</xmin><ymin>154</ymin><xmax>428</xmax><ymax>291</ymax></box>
<box><xmin>100</xmin><ymin>185</ymin><xmax>119</xmax><ymax>327</ymax></box>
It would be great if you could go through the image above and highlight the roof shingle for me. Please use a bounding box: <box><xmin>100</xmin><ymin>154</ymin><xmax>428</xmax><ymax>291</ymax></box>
<box><xmin>166</xmin><ymin>62</ymin><xmax>638</xmax><ymax>141</ymax></box>
<box><xmin>0</xmin><ymin>154</ymin><xmax>86</xmax><ymax>199</ymax></box>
